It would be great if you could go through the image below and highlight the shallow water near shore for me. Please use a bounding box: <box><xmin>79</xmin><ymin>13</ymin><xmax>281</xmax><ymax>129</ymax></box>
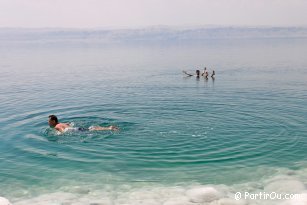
<box><xmin>0</xmin><ymin>38</ymin><xmax>307</xmax><ymax>204</ymax></box>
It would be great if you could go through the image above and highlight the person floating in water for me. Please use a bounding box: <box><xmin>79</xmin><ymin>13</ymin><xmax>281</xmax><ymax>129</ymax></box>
<box><xmin>182</xmin><ymin>69</ymin><xmax>200</xmax><ymax>77</ymax></box>
<box><xmin>182</xmin><ymin>70</ymin><xmax>193</xmax><ymax>76</ymax></box>
<box><xmin>48</xmin><ymin>115</ymin><xmax>119</xmax><ymax>133</ymax></box>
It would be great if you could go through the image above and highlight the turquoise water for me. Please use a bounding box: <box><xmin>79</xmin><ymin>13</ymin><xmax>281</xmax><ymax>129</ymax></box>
<box><xmin>1</xmin><ymin>39</ymin><xmax>307</xmax><ymax>204</ymax></box>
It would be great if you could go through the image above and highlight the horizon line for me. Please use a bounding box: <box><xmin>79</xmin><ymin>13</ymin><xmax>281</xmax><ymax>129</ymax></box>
<box><xmin>1</xmin><ymin>24</ymin><xmax>307</xmax><ymax>30</ymax></box>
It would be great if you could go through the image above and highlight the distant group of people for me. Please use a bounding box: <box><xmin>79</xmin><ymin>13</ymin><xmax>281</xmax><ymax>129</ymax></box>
<box><xmin>183</xmin><ymin>67</ymin><xmax>215</xmax><ymax>79</ymax></box>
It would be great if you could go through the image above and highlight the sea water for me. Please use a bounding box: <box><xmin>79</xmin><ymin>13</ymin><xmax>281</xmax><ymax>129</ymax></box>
<box><xmin>0</xmin><ymin>37</ymin><xmax>307</xmax><ymax>205</ymax></box>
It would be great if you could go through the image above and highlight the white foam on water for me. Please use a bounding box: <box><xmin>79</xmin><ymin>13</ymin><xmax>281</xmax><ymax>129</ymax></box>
<box><xmin>8</xmin><ymin>166</ymin><xmax>307</xmax><ymax>205</ymax></box>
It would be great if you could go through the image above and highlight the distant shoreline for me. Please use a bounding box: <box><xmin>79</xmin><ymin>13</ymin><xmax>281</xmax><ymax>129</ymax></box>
<box><xmin>1</xmin><ymin>26</ymin><xmax>307</xmax><ymax>43</ymax></box>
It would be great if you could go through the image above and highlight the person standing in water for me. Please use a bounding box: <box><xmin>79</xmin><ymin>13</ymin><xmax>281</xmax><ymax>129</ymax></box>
<box><xmin>196</xmin><ymin>70</ymin><xmax>200</xmax><ymax>77</ymax></box>
<box><xmin>48</xmin><ymin>115</ymin><xmax>118</xmax><ymax>133</ymax></box>
<box><xmin>211</xmin><ymin>70</ymin><xmax>215</xmax><ymax>78</ymax></box>
<box><xmin>202</xmin><ymin>67</ymin><xmax>209</xmax><ymax>78</ymax></box>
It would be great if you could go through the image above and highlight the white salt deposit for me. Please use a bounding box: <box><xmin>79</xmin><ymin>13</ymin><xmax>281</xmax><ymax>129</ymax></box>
<box><xmin>0</xmin><ymin>197</ymin><xmax>11</xmax><ymax>205</ymax></box>
<box><xmin>217</xmin><ymin>198</ymin><xmax>247</xmax><ymax>205</ymax></box>
<box><xmin>163</xmin><ymin>196</ymin><xmax>193</xmax><ymax>205</ymax></box>
<box><xmin>264</xmin><ymin>176</ymin><xmax>306</xmax><ymax>193</ymax></box>
<box><xmin>10</xmin><ymin>168</ymin><xmax>307</xmax><ymax>205</ymax></box>
<box><xmin>280</xmin><ymin>193</ymin><xmax>307</xmax><ymax>205</ymax></box>
<box><xmin>186</xmin><ymin>186</ymin><xmax>221</xmax><ymax>203</ymax></box>
<box><xmin>13</xmin><ymin>193</ymin><xmax>76</xmax><ymax>205</ymax></box>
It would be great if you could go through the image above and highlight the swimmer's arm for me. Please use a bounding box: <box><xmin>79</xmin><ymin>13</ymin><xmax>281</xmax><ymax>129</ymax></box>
<box><xmin>182</xmin><ymin>71</ymin><xmax>193</xmax><ymax>76</ymax></box>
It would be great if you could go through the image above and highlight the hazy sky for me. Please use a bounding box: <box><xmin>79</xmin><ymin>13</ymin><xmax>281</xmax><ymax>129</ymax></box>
<box><xmin>0</xmin><ymin>0</ymin><xmax>307</xmax><ymax>28</ymax></box>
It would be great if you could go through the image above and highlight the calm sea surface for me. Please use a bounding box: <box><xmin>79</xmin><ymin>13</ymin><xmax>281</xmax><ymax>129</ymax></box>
<box><xmin>0</xmin><ymin>38</ymin><xmax>307</xmax><ymax>204</ymax></box>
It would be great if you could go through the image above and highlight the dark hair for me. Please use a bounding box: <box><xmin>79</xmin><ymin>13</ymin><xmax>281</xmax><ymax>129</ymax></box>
<box><xmin>48</xmin><ymin>115</ymin><xmax>58</xmax><ymax>123</ymax></box>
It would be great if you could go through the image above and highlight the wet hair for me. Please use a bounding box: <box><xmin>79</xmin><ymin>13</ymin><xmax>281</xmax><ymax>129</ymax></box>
<box><xmin>48</xmin><ymin>115</ymin><xmax>58</xmax><ymax>123</ymax></box>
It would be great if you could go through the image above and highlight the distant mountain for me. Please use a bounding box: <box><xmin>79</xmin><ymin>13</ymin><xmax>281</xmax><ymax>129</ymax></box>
<box><xmin>1</xmin><ymin>27</ymin><xmax>307</xmax><ymax>43</ymax></box>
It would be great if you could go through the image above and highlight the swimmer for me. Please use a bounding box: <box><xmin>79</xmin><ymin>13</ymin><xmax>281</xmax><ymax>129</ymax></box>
<box><xmin>48</xmin><ymin>115</ymin><xmax>119</xmax><ymax>133</ymax></box>
<box><xmin>182</xmin><ymin>70</ymin><xmax>193</xmax><ymax>76</ymax></box>
<box><xmin>211</xmin><ymin>70</ymin><xmax>215</xmax><ymax>78</ymax></box>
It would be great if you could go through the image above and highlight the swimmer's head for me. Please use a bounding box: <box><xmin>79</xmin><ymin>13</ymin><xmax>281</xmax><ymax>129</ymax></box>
<box><xmin>48</xmin><ymin>115</ymin><xmax>58</xmax><ymax>127</ymax></box>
